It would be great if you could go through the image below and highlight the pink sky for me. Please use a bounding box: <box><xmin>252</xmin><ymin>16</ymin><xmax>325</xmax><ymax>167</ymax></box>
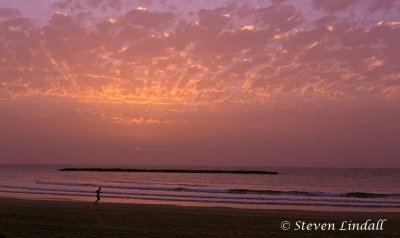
<box><xmin>0</xmin><ymin>0</ymin><xmax>399</xmax><ymax>167</ymax></box>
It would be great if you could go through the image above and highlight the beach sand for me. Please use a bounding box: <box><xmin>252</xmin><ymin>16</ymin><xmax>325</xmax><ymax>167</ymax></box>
<box><xmin>0</xmin><ymin>198</ymin><xmax>399</xmax><ymax>237</ymax></box>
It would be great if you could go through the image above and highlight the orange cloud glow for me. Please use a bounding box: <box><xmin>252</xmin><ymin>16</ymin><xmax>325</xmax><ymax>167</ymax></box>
<box><xmin>0</xmin><ymin>0</ymin><xmax>399</xmax><ymax>167</ymax></box>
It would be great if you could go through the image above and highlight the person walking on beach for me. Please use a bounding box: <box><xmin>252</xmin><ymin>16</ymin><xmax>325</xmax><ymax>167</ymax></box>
<box><xmin>95</xmin><ymin>186</ymin><xmax>101</xmax><ymax>205</ymax></box>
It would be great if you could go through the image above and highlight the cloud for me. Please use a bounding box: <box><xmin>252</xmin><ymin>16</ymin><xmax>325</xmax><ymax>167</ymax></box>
<box><xmin>367</xmin><ymin>0</ymin><xmax>399</xmax><ymax>13</ymax></box>
<box><xmin>0</xmin><ymin>0</ymin><xmax>399</xmax><ymax>167</ymax></box>
<box><xmin>253</xmin><ymin>3</ymin><xmax>303</xmax><ymax>32</ymax></box>
<box><xmin>0</xmin><ymin>7</ymin><xmax>21</xmax><ymax>18</ymax></box>
<box><xmin>0</xmin><ymin>0</ymin><xmax>399</xmax><ymax>107</ymax></box>
<box><xmin>123</xmin><ymin>8</ymin><xmax>175</xmax><ymax>29</ymax></box>
<box><xmin>312</xmin><ymin>0</ymin><xmax>360</xmax><ymax>13</ymax></box>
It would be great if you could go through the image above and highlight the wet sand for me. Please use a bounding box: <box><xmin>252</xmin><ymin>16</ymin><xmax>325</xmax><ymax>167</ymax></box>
<box><xmin>0</xmin><ymin>198</ymin><xmax>399</xmax><ymax>237</ymax></box>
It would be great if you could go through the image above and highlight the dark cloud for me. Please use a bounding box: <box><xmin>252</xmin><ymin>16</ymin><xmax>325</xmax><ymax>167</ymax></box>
<box><xmin>123</xmin><ymin>8</ymin><xmax>175</xmax><ymax>29</ymax></box>
<box><xmin>312</xmin><ymin>0</ymin><xmax>360</xmax><ymax>13</ymax></box>
<box><xmin>0</xmin><ymin>7</ymin><xmax>21</xmax><ymax>18</ymax></box>
<box><xmin>254</xmin><ymin>3</ymin><xmax>303</xmax><ymax>32</ymax></box>
<box><xmin>197</xmin><ymin>8</ymin><xmax>230</xmax><ymax>33</ymax></box>
<box><xmin>367</xmin><ymin>0</ymin><xmax>399</xmax><ymax>13</ymax></box>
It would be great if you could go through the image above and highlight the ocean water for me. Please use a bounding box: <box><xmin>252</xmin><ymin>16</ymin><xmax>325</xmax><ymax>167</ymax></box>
<box><xmin>0</xmin><ymin>165</ymin><xmax>399</xmax><ymax>212</ymax></box>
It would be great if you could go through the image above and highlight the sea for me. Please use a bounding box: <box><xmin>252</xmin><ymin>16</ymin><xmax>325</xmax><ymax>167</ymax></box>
<box><xmin>0</xmin><ymin>165</ymin><xmax>399</xmax><ymax>212</ymax></box>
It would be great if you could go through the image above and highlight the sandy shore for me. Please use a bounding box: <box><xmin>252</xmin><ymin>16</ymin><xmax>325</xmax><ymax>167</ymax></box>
<box><xmin>0</xmin><ymin>198</ymin><xmax>399</xmax><ymax>238</ymax></box>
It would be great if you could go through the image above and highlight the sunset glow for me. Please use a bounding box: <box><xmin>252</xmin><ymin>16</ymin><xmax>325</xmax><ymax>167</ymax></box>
<box><xmin>0</xmin><ymin>0</ymin><xmax>399</xmax><ymax>167</ymax></box>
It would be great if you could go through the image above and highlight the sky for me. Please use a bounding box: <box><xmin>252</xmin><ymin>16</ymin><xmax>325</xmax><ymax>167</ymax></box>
<box><xmin>0</xmin><ymin>0</ymin><xmax>399</xmax><ymax>167</ymax></box>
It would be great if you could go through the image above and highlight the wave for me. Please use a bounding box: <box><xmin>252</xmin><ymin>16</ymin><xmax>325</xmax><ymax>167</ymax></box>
<box><xmin>229</xmin><ymin>189</ymin><xmax>400</xmax><ymax>199</ymax></box>
<box><xmin>36</xmin><ymin>180</ymin><xmax>230</xmax><ymax>193</ymax></box>
<box><xmin>59</xmin><ymin>168</ymin><xmax>279</xmax><ymax>174</ymax></box>
<box><xmin>1</xmin><ymin>189</ymin><xmax>400</xmax><ymax>208</ymax></box>
<box><xmin>35</xmin><ymin>180</ymin><xmax>400</xmax><ymax>199</ymax></box>
<box><xmin>104</xmin><ymin>180</ymin><xmax>210</xmax><ymax>187</ymax></box>
<box><xmin>2</xmin><ymin>185</ymin><xmax>400</xmax><ymax>205</ymax></box>
<box><xmin>344</xmin><ymin>192</ymin><xmax>400</xmax><ymax>198</ymax></box>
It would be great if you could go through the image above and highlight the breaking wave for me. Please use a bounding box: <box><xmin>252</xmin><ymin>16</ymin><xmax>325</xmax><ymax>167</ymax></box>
<box><xmin>35</xmin><ymin>180</ymin><xmax>400</xmax><ymax>199</ymax></box>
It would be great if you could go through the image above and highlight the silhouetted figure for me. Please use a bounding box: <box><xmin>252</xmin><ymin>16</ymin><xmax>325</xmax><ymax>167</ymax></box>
<box><xmin>95</xmin><ymin>186</ymin><xmax>101</xmax><ymax>205</ymax></box>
